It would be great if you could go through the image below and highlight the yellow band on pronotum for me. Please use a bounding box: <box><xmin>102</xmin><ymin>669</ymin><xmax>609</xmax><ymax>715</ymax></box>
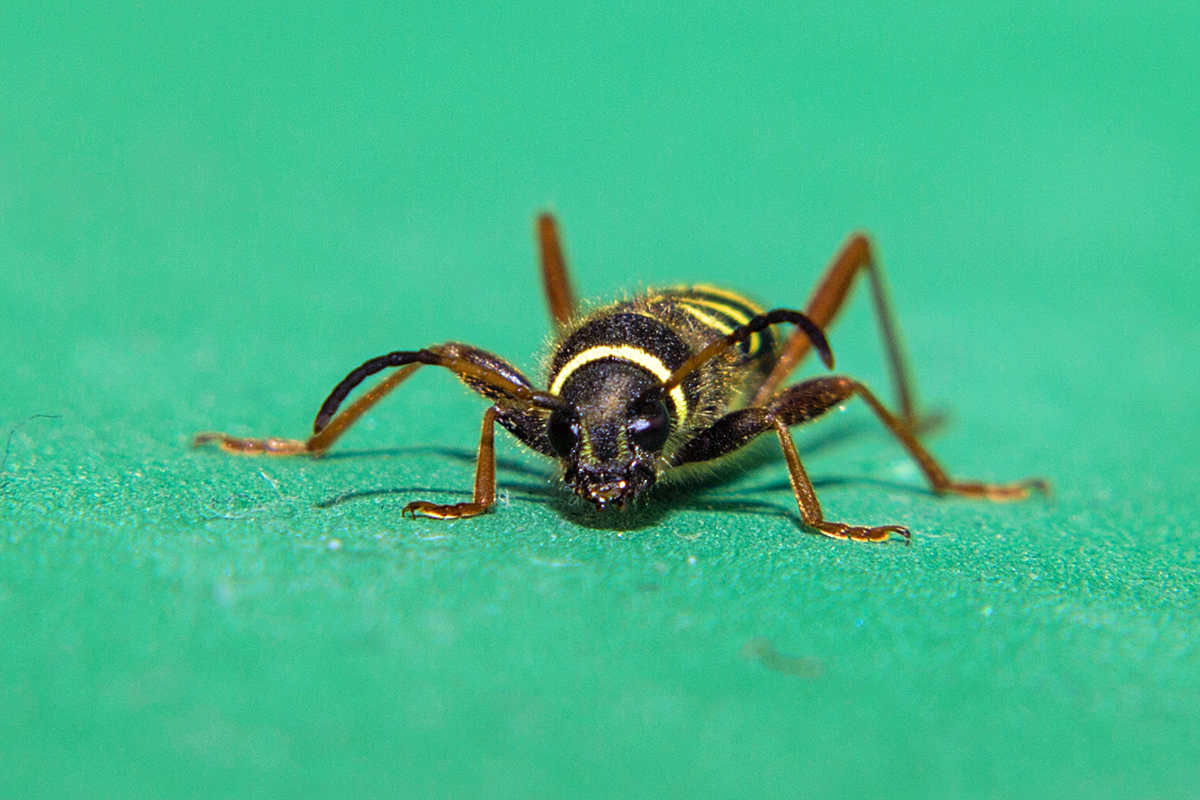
<box><xmin>550</xmin><ymin>345</ymin><xmax>689</xmax><ymax>426</ymax></box>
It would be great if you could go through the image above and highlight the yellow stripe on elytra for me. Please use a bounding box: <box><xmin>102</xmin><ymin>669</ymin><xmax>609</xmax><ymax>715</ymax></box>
<box><xmin>550</xmin><ymin>344</ymin><xmax>689</xmax><ymax>426</ymax></box>
<box><xmin>677</xmin><ymin>296</ymin><xmax>762</xmax><ymax>355</ymax></box>
<box><xmin>688</xmin><ymin>285</ymin><xmax>765</xmax><ymax>314</ymax></box>
<box><xmin>676</xmin><ymin>302</ymin><xmax>735</xmax><ymax>334</ymax></box>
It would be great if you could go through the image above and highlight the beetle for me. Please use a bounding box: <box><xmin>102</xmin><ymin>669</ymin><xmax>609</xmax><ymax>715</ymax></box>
<box><xmin>195</xmin><ymin>213</ymin><xmax>1045</xmax><ymax>542</ymax></box>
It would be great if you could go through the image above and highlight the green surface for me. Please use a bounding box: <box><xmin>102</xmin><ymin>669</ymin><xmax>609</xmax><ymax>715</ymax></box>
<box><xmin>2</xmin><ymin>3</ymin><xmax>1199</xmax><ymax>797</ymax></box>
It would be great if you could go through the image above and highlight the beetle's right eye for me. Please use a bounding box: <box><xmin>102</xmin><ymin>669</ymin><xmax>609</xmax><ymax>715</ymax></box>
<box><xmin>546</xmin><ymin>410</ymin><xmax>580</xmax><ymax>457</ymax></box>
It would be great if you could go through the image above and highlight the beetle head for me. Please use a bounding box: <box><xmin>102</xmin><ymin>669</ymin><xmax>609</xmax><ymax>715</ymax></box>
<box><xmin>545</xmin><ymin>361</ymin><xmax>671</xmax><ymax>510</ymax></box>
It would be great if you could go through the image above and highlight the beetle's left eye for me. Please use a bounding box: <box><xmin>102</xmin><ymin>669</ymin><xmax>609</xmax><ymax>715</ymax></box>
<box><xmin>628</xmin><ymin>399</ymin><xmax>670</xmax><ymax>452</ymax></box>
<box><xmin>546</xmin><ymin>409</ymin><xmax>580</xmax><ymax>457</ymax></box>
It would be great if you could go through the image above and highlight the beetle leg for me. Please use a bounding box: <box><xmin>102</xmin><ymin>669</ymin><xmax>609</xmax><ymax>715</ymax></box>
<box><xmin>197</xmin><ymin>338</ymin><xmax>561</xmax><ymax>460</ymax></box>
<box><xmin>673</xmin><ymin>376</ymin><xmax>1046</xmax><ymax>542</ymax></box>
<box><xmin>755</xmin><ymin>234</ymin><xmax>917</xmax><ymax>430</ymax></box>
<box><xmin>402</xmin><ymin>406</ymin><xmax>498</xmax><ymax>520</ymax></box>
<box><xmin>670</xmin><ymin>403</ymin><xmax>906</xmax><ymax>543</ymax></box>
<box><xmin>193</xmin><ymin>363</ymin><xmax>422</xmax><ymax>457</ymax></box>
<box><xmin>769</xmin><ymin>375</ymin><xmax>1046</xmax><ymax>497</ymax></box>
<box><xmin>311</xmin><ymin>343</ymin><xmax>562</xmax><ymax>436</ymax></box>
<box><xmin>537</xmin><ymin>212</ymin><xmax>577</xmax><ymax>329</ymax></box>
<box><xmin>771</xmin><ymin>417</ymin><xmax>909</xmax><ymax>543</ymax></box>
<box><xmin>812</xmin><ymin>376</ymin><xmax>1049</xmax><ymax>501</ymax></box>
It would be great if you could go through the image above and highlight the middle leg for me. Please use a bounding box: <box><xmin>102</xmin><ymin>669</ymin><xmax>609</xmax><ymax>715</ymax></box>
<box><xmin>770</xmin><ymin>376</ymin><xmax>1049</xmax><ymax>502</ymax></box>
<box><xmin>670</xmin><ymin>382</ymin><xmax>908</xmax><ymax>542</ymax></box>
<box><xmin>672</xmin><ymin>375</ymin><xmax>1046</xmax><ymax>541</ymax></box>
<box><xmin>402</xmin><ymin>405</ymin><xmax>499</xmax><ymax>520</ymax></box>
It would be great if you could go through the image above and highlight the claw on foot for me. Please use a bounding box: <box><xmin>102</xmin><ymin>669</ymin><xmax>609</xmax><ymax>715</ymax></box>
<box><xmin>943</xmin><ymin>478</ymin><xmax>1050</xmax><ymax>502</ymax></box>
<box><xmin>813</xmin><ymin>522</ymin><xmax>911</xmax><ymax>545</ymax></box>
<box><xmin>402</xmin><ymin>500</ymin><xmax>489</xmax><ymax>520</ymax></box>
<box><xmin>192</xmin><ymin>432</ymin><xmax>309</xmax><ymax>456</ymax></box>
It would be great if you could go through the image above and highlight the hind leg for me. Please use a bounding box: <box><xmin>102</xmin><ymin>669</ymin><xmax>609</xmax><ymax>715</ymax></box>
<box><xmin>754</xmin><ymin>234</ymin><xmax>919</xmax><ymax>432</ymax></box>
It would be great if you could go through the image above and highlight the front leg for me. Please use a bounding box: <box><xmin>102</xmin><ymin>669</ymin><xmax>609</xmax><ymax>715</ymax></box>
<box><xmin>770</xmin><ymin>416</ymin><xmax>910</xmax><ymax>543</ymax></box>
<box><xmin>402</xmin><ymin>406</ymin><xmax>498</xmax><ymax>520</ymax></box>
<box><xmin>670</xmin><ymin>397</ymin><xmax>907</xmax><ymax>543</ymax></box>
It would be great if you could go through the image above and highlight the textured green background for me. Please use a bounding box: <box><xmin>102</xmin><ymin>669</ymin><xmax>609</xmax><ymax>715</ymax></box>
<box><xmin>2</xmin><ymin>3</ymin><xmax>1198</xmax><ymax>797</ymax></box>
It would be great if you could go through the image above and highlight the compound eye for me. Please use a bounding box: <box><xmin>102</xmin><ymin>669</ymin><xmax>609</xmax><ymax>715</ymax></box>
<box><xmin>546</xmin><ymin>409</ymin><xmax>580</xmax><ymax>457</ymax></box>
<box><xmin>628</xmin><ymin>398</ymin><xmax>670</xmax><ymax>452</ymax></box>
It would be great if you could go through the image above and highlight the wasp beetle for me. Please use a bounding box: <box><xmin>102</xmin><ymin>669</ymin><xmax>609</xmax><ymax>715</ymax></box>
<box><xmin>196</xmin><ymin>214</ymin><xmax>1045</xmax><ymax>542</ymax></box>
